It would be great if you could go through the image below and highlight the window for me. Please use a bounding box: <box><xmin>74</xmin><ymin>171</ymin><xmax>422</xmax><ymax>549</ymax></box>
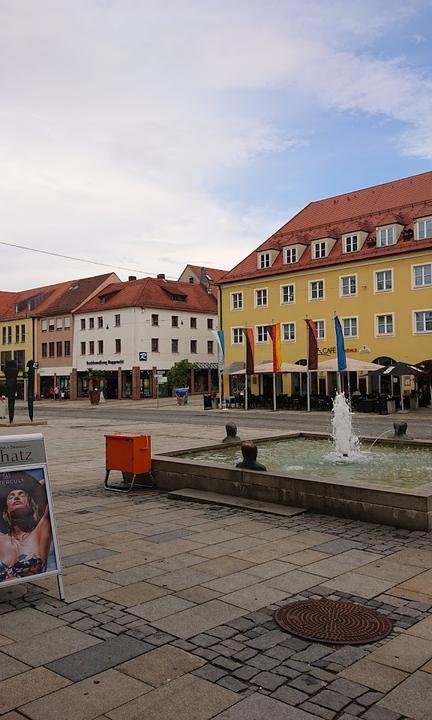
<box><xmin>375</xmin><ymin>270</ymin><xmax>393</xmax><ymax>292</ymax></box>
<box><xmin>314</xmin><ymin>320</ymin><xmax>325</xmax><ymax>340</ymax></box>
<box><xmin>64</xmin><ymin>316</ymin><xmax>71</xmax><ymax>329</ymax></box>
<box><xmin>340</xmin><ymin>275</ymin><xmax>357</xmax><ymax>296</ymax></box>
<box><xmin>256</xmin><ymin>325</ymin><xmax>268</xmax><ymax>343</ymax></box>
<box><xmin>56</xmin><ymin>341</ymin><xmax>62</xmax><ymax>357</ymax></box>
<box><xmin>255</xmin><ymin>288</ymin><xmax>268</xmax><ymax>307</ymax></box>
<box><xmin>7</xmin><ymin>326</ymin><xmax>11</xmax><ymax>343</ymax></box>
<box><xmin>190</xmin><ymin>317</ymin><xmax>197</xmax><ymax>329</ymax></box>
<box><xmin>81</xmin><ymin>342</ymin><xmax>86</xmax><ymax>355</ymax></box>
<box><xmin>21</xmin><ymin>325</ymin><xmax>25</xmax><ymax>343</ymax></box>
<box><xmin>172</xmin><ymin>316</ymin><xmax>179</xmax><ymax>327</ymax></box>
<box><xmin>48</xmin><ymin>319</ymin><xmax>55</xmax><ymax>332</ymax></box>
<box><xmin>207</xmin><ymin>340</ymin><xmax>214</xmax><ymax>354</ymax></box>
<box><xmin>232</xmin><ymin>328</ymin><xmax>243</xmax><ymax>344</ymax></box>
<box><xmin>14</xmin><ymin>350</ymin><xmax>25</xmax><ymax>370</ymax></box>
<box><xmin>285</xmin><ymin>247</ymin><xmax>297</xmax><ymax>264</ymax></box>
<box><xmin>114</xmin><ymin>314</ymin><xmax>121</xmax><ymax>327</ymax></box>
<box><xmin>80</xmin><ymin>318</ymin><xmax>86</xmax><ymax>330</ymax></box>
<box><xmin>41</xmin><ymin>320</ymin><xmax>47</xmax><ymax>332</ymax></box>
<box><xmin>41</xmin><ymin>343</ymin><xmax>47</xmax><ymax>358</ymax></box>
<box><xmin>309</xmin><ymin>280</ymin><xmax>324</xmax><ymax>300</ymax></box>
<box><xmin>259</xmin><ymin>252</ymin><xmax>271</xmax><ymax>269</ymax></box>
<box><xmin>89</xmin><ymin>341</ymin><xmax>95</xmax><ymax>355</ymax></box>
<box><xmin>415</xmin><ymin>311</ymin><xmax>432</xmax><ymax>333</ymax></box>
<box><xmin>15</xmin><ymin>325</ymin><xmax>19</xmax><ymax>343</ymax></box>
<box><xmin>376</xmin><ymin>314</ymin><xmax>394</xmax><ymax>336</ymax></box>
<box><xmin>151</xmin><ymin>338</ymin><xmax>159</xmax><ymax>352</ymax></box>
<box><xmin>98</xmin><ymin>340</ymin><xmax>103</xmax><ymax>354</ymax></box>
<box><xmin>282</xmin><ymin>322</ymin><xmax>295</xmax><ymax>341</ymax></box>
<box><xmin>378</xmin><ymin>226</ymin><xmax>395</xmax><ymax>247</ymax></box>
<box><xmin>343</xmin><ymin>235</ymin><xmax>358</xmax><ymax>253</ymax></box>
<box><xmin>1</xmin><ymin>327</ymin><xmax>5</xmax><ymax>344</ymax></box>
<box><xmin>207</xmin><ymin>318</ymin><xmax>213</xmax><ymax>330</ymax></box>
<box><xmin>49</xmin><ymin>342</ymin><xmax>55</xmax><ymax>358</ymax></box>
<box><xmin>417</xmin><ymin>218</ymin><xmax>432</xmax><ymax>240</ymax></box>
<box><xmin>413</xmin><ymin>264</ymin><xmax>432</xmax><ymax>287</ymax></box>
<box><xmin>313</xmin><ymin>241</ymin><xmax>327</xmax><ymax>259</ymax></box>
<box><xmin>64</xmin><ymin>340</ymin><xmax>71</xmax><ymax>356</ymax></box>
<box><xmin>342</xmin><ymin>317</ymin><xmax>358</xmax><ymax>337</ymax></box>
<box><xmin>151</xmin><ymin>314</ymin><xmax>159</xmax><ymax>327</ymax></box>
<box><xmin>171</xmin><ymin>339</ymin><xmax>179</xmax><ymax>353</ymax></box>
<box><xmin>89</xmin><ymin>317</ymin><xmax>94</xmax><ymax>329</ymax></box>
<box><xmin>281</xmin><ymin>284</ymin><xmax>295</xmax><ymax>304</ymax></box>
<box><xmin>97</xmin><ymin>316</ymin><xmax>103</xmax><ymax>328</ymax></box>
<box><xmin>115</xmin><ymin>338</ymin><xmax>121</xmax><ymax>353</ymax></box>
<box><xmin>190</xmin><ymin>339</ymin><xmax>197</xmax><ymax>353</ymax></box>
<box><xmin>231</xmin><ymin>292</ymin><xmax>243</xmax><ymax>310</ymax></box>
<box><xmin>56</xmin><ymin>317</ymin><xmax>63</xmax><ymax>329</ymax></box>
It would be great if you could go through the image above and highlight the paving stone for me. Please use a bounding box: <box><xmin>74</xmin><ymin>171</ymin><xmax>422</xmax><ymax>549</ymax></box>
<box><xmin>326</xmin><ymin>678</ymin><xmax>367</xmax><ymax>699</ymax></box>
<box><xmin>232</xmin><ymin>665</ymin><xmax>261</xmax><ymax>681</ymax></box>
<box><xmin>340</xmin><ymin>659</ymin><xmax>408</xmax><ymax>693</ymax></box>
<box><xmin>119</xmin><ymin>644</ymin><xmax>205</xmax><ymax>686</ymax></box>
<box><xmin>313</xmin><ymin>539</ymin><xmax>364</xmax><ymax>555</ymax></box>
<box><xmin>208</xmin><ymin>626</ymin><xmax>238</xmax><ymax>640</ymax></box>
<box><xmin>246</xmin><ymin>629</ymin><xmax>287</xmax><ymax>650</ymax></box>
<box><xmin>145</xmin><ymin>630</ymin><xmax>176</xmax><ymax>646</ymax></box>
<box><xmin>150</xmin><ymin>599</ymin><xmax>245</xmax><ymax>639</ymax></box>
<box><xmin>193</xmin><ymin>665</ymin><xmax>228</xmax><ymax>682</ymax></box>
<box><xmin>212</xmin><ymin>692</ymin><xmax>321</xmax><ymax>718</ymax></box>
<box><xmin>46</xmin><ymin>635</ymin><xmax>152</xmax><ymax>681</ymax></box>
<box><xmin>324</xmin><ymin>646</ymin><xmax>367</xmax><ymax>667</ymax></box>
<box><xmin>299</xmin><ymin>702</ymin><xmax>337</xmax><ymax>719</ymax></box>
<box><xmin>250</xmin><ymin>671</ymin><xmax>286</xmax><ymax>691</ymax></box>
<box><xmin>217</xmin><ymin>675</ymin><xmax>249</xmax><ymax>693</ymax></box>
<box><xmin>213</xmin><ymin>656</ymin><xmax>242</xmax><ymax>672</ymax></box>
<box><xmin>312</xmin><ymin>689</ymin><xmax>350</xmax><ymax>711</ymax></box>
<box><xmin>271</xmin><ymin>685</ymin><xmax>309</xmax><ymax>705</ymax></box>
<box><xmin>247</xmin><ymin>654</ymin><xmax>280</xmax><ymax>671</ymax></box>
<box><xmin>358</xmin><ymin>691</ymin><xmax>384</xmax><ymax>706</ymax></box>
<box><xmin>107</xmin><ymin>673</ymin><xmax>238</xmax><ymax>720</ymax></box>
<box><xmin>362</xmin><ymin>707</ymin><xmax>402</xmax><ymax>720</ymax></box>
<box><xmin>293</xmin><ymin>645</ymin><xmax>331</xmax><ymax>664</ymax></box>
<box><xmin>20</xmin><ymin>669</ymin><xmax>150</xmax><ymax>720</ymax></box>
<box><xmin>2</xmin><ymin>626</ymin><xmax>101</xmax><ymax>666</ymax></box>
<box><xmin>290</xmin><ymin>674</ymin><xmax>326</xmax><ymax>694</ymax></box>
<box><xmin>321</xmin><ymin>573</ymin><xmax>395</xmax><ymax>599</ymax></box>
<box><xmin>191</xmin><ymin>633</ymin><xmax>219</xmax><ymax>647</ymax></box>
<box><xmin>377</xmin><ymin>669</ymin><xmax>432</xmax><ymax>720</ymax></box>
<box><xmin>0</xmin><ymin>652</ymin><xmax>30</xmax><ymax>681</ymax></box>
<box><xmin>265</xmin><ymin>645</ymin><xmax>295</xmax><ymax>661</ymax></box>
<box><xmin>274</xmin><ymin>665</ymin><xmax>301</xmax><ymax>679</ymax></box>
<box><xmin>193</xmin><ymin>647</ymin><xmax>219</xmax><ymax>660</ymax></box>
<box><xmin>367</xmin><ymin>633</ymin><xmax>432</xmax><ymax>672</ymax></box>
<box><xmin>0</xmin><ymin>667</ymin><xmax>71</xmax><ymax>715</ymax></box>
<box><xmin>62</xmin><ymin>548</ymin><xmax>116</xmax><ymax>567</ymax></box>
<box><xmin>234</xmin><ymin>648</ymin><xmax>258</xmax><ymax>662</ymax></box>
<box><xmin>343</xmin><ymin>703</ymin><xmax>364</xmax><ymax>716</ymax></box>
<box><xmin>99</xmin><ymin>622</ymin><xmax>124</xmax><ymax>635</ymax></box>
<box><xmin>221</xmin><ymin>584</ymin><xmax>289</xmax><ymax>612</ymax></box>
<box><xmin>0</xmin><ymin>608</ymin><xmax>66</xmax><ymax>641</ymax></box>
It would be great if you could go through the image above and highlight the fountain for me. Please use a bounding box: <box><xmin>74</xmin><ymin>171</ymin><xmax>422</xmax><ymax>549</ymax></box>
<box><xmin>330</xmin><ymin>392</ymin><xmax>361</xmax><ymax>459</ymax></box>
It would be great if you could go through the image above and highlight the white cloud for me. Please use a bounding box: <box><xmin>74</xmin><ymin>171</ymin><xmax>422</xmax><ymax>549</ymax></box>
<box><xmin>0</xmin><ymin>0</ymin><xmax>430</xmax><ymax>289</ymax></box>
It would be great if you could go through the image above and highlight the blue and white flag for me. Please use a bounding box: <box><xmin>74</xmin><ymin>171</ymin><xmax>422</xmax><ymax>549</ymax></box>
<box><xmin>334</xmin><ymin>316</ymin><xmax>347</xmax><ymax>372</ymax></box>
<box><xmin>213</xmin><ymin>330</ymin><xmax>225</xmax><ymax>360</ymax></box>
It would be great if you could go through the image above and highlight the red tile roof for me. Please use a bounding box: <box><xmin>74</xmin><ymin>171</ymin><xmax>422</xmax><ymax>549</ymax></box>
<box><xmin>221</xmin><ymin>171</ymin><xmax>432</xmax><ymax>283</ymax></box>
<box><xmin>185</xmin><ymin>265</ymin><xmax>227</xmax><ymax>283</ymax></box>
<box><xmin>0</xmin><ymin>274</ymin><xmax>118</xmax><ymax>321</ymax></box>
<box><xmin>77</xmin><ymin>277</ymin><xmax>218</xmax><ymax>314</ymax></box>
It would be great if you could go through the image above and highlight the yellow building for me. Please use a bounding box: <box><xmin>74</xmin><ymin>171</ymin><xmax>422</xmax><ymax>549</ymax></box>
<box><xmin>220</xmin><ymin>172</ymin><xmax>432</xmax><ymax>402</ymax></box>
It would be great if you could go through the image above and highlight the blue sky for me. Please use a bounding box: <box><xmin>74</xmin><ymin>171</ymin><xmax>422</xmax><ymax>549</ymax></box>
<box><xmin>1</xmin><ymin>0</ymin><xmax>432</xmax><ymax>288</ymax></box>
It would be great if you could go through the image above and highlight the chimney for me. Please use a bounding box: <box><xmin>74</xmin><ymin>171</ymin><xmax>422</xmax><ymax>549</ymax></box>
<box><xmin>199</xmin><ymin>266</ymin><xmax>207</xmax><ymax>286</ymax></box>
<box><xmin>157</xmin><ymin>273</ymin><xmax>165</xmax><ymax>280</ymax></box>
<box><xmin>128</xmin><ymin>275</ymin><xmax>137</xmax><ymax>281</ymax></box>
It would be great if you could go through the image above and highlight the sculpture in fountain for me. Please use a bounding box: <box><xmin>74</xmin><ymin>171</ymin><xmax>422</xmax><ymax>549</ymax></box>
<box><xmin>236</xmin><ymin>441</ymin><xmax>267</xmax><ymax>471</ymax></box>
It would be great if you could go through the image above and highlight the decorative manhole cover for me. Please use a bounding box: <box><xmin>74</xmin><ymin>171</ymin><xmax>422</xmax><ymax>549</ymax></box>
<box><xmin>274</xmin><ymin>598</ymin><xmax>393</xmax><ymax>645</ymax></box>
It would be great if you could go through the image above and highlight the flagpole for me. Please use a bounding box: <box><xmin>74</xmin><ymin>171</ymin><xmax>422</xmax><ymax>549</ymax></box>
<box><xmin>244</xmin><ymin>374</ymin><xmax>248</xmax><ymax>411</ymax></box>
<box><xmin>273</xmin><ymin>372</ymin><xmax>276</xmax><ymax>411</ymax></box>
<box><xmin>306</xmin><ymin>371</ymin><xmax>311</xmax><ymax>412</ymax></box>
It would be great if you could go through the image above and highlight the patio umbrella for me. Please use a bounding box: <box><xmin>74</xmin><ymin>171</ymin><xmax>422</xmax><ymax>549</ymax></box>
<box><xmin>318</xmin><ymin>358</ymin><xmax>385</xmax><ymax>372</ymax></box>
<box><xmin>369</xmin><ymin>361</ymin><xmax>425</xmax><ymax>411</ymax></box>
<box><xmin>255</xmin><ymin>361</ymin><xmax>308</xmax><ymax>374</ymax></box>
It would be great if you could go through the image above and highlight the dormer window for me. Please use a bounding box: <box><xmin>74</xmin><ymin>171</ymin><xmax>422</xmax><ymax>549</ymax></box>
<box><xmin>343</xmin><ymin>235</ymin><xmax>358</xmax><ymax>253</ymax></box>
<box><xmin>285</xmin><ymin>247</ymin><xmax>297</xmax><ymax>264</ymax></box>
<box><xmin>258</xmin><ymin>252</ymin><xmax>271</xmax><ymax>269</ymax></box>
<box><xmin>377</xmin><ymin>226</ymin><xmax>395</xmax><ymax>247</ymax></box>
<box><xmin>313</xmin><ymin>241</ymin><xmax>327</xmax><ymax>259</ymax></box>
<box><xmin>417</xmin><ymin>217</ymin><xmax>432</xmax><ymax>240</ymax></box>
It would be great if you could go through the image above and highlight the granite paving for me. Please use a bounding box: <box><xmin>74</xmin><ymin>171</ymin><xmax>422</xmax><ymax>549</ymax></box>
<box><xmin>2</xmin><ymin>408</ymin><xmax>432</xmax><ymax>718</ymax></box>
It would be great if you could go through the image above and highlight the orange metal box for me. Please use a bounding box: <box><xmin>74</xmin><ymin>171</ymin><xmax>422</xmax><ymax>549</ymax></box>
<box><xmin>105</xmin><ymin>434</ymin><xmax>152</xmax><ymax>474</ymax></box>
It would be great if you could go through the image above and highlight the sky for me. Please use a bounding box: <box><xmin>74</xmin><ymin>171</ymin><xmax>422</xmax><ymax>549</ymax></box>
<box><xmin>1</xmin><ymin>0</ymin><xmax>432</xmax><ymax>290</ymax></box>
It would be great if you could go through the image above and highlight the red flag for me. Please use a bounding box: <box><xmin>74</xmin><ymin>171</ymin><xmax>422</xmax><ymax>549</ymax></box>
<box><xmin>265</xmin><ymin>324</ymin><xmax>282</xmax><ymax>373</ymax></box>
<box><xmin>305</xmin><ymin>319</ymin><xmax>318</xmax><ymax>370</ymax></box>
<box><xmin>244</xmin><ymin>328</ymin><xmax>255</xmax><ymax>375</ymax></box>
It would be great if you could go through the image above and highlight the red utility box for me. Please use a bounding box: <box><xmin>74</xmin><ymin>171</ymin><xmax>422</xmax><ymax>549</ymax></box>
<box><xmin>104</xmin><ymin>434</ymin><xmax>152</xmax><ymax>492</ymax></box>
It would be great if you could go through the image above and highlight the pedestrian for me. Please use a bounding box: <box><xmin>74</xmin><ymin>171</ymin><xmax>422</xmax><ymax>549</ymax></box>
<box><xmin>49</xmin><ymin>386</ymin><xmax>54</xmax><ymax>400</ymax></box>
<box><xmin>54</xmin><ymin>386</ymin><xmax>59</xmax><ymax>400</ymax></box>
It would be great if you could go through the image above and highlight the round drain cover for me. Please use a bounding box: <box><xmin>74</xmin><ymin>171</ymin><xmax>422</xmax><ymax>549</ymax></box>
<box><xmin>274</xmin><ymin>598</ymin><xmax>393</xmax><ymax>645</ymax></box>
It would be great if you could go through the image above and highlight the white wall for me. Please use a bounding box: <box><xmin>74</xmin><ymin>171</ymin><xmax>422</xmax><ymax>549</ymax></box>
<box><xmin>73</xmin><ymin>306</ymin><xmax>218</xmax><ymax>371</ymax></box>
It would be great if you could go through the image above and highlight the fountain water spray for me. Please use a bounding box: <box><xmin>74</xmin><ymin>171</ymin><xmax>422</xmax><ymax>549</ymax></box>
<box><xmin>331</xmin><ymin>392</ymin><xmax>361</xmax><ymax>459</ymax></box>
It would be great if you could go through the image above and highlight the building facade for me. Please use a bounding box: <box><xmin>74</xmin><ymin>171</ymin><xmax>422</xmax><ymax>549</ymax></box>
<box><xmin>220</xmin><ymin>172</ymin><xmax>432</xmax><ymax>398</ymax></box>
<box><xmin>72</xmin><ymin>275</ymin><xmax>219</xmax><ymax>399</ymax></box>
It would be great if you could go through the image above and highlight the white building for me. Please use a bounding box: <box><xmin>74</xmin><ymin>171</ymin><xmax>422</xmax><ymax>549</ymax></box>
<box><xmin>72</xmin><ymin>275</ymin><xmax>219</xmax><ymax>399</ymax></box>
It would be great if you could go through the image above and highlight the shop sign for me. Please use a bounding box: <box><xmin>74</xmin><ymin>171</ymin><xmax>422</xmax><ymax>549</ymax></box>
<box><xmin>139</xmin><ymin>352</ymin><xmax>148</xmax><ymax>361</ymax></box>
<box><xmin>0</xmin><ymin>433</ymin><xmax>64</xmax><ymax>598</ymax></box>
<box><xmin>318</xmin><ymin>346</ymin><xmax>358</xmax><ymax>356</ymax></box>
<box><xmin>86</xmin><ymin>360</ymin><xmax>124</xmax><ymax>366</ymax></box>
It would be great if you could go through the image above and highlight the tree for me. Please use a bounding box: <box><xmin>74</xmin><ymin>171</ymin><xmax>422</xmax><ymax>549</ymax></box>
<box><xmin>167</xmin><ymin>359</ymin><xmax>192</xmax><ymax>392</ymax></box>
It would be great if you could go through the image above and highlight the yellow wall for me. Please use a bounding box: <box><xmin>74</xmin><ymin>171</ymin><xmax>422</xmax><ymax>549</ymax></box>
<box><xmin>0</xmin><ymin>318</ymin><xmax>34</xmax><ymax>381</ymax></box>
<box><xmin>221</xmin><ymin>249</ymin><xmax>432</xmax><ymax>394</ymax></box>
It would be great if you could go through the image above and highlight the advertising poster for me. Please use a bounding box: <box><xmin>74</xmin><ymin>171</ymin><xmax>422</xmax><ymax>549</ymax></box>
<box><xmin>0</xmin><ymin>434</ymin><xmax>63</xmax><ymax>595</ymax></box>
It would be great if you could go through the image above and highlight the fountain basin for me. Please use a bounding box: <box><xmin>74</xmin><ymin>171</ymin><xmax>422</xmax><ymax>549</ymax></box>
<box><xmin>152</xmin><ymin>432</ymin><xmax>432</xmax><ymax>531</ymax></box>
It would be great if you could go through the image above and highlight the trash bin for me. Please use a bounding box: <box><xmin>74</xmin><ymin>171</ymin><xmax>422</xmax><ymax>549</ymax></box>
<box><xmin>203</xmin><ymin>393</ymin><xmax>212</xmax><ymax>409</ymax></box>
<box><xmin>211</xmin><ymin>396</ymin><xmax>219</xmax><ymax>409</ymax></box>
<box><xmin>387</xmin><ymin>398</ymin><xmax>396</xmax><ymax>414</ymax></box>
<box><xmin>105</xmin><ymin>434</ymin><xmax>152</xmax><ymax>492</ymax></box>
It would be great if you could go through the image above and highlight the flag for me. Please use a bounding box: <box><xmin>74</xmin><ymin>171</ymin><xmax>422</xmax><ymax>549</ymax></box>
<box><xmin>334</xmin><ymin>316</ymin><xmax>347</xmax><ymax>372</ymax></box>
<box><xmin>265</xmin><ymin>324</ymin><xmax>282</xmax><ymax>373</ymax></box>
<box><xmin>305</xmin><ymin>319</ymin><xmax>318</xmax><ymax>370</ymax></box>
<box><xmin>243</xmin><ymin>328</ymin><xmax>255</xmax><ymax>375</ymax></box>
<box><xmin>213</xmin><ymin>330</ymin><xmax>225</xmax><ymax>360</ymax></box>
